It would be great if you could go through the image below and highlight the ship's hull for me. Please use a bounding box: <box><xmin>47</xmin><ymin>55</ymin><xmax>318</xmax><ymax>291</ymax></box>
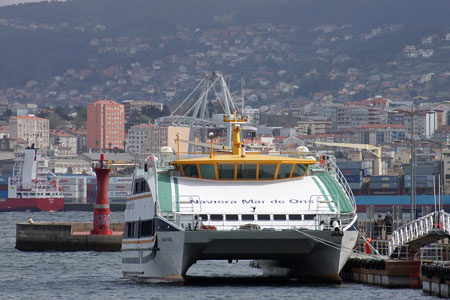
<box><xmin>0</xmin><ymin>197</ymin><xmax>64</xmax><ymax>212</ymax></box>
<box><xmin>122</xmin><ymin>220</ymin><xmax>359</xmax><ymax>282</ymax></box>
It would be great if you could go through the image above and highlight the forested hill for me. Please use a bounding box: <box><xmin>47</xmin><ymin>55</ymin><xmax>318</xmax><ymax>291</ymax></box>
<box><xmin>0</xmin><ymin>0</ymin><xmax>450</xmax><ymax>89</ymax></box>
<box><xmin>2</xmin><ymin>0</ymin><xmax>450</xmax><ymax>32</ymax></box>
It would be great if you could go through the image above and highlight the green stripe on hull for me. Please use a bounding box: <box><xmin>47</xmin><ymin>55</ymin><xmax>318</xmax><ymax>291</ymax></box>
<box><xmin>312</xmin><ymin>177</ymin><xmax>334</xmax><ymax>212</ymax></box>
<box><xmin>157</xmin><ymin>173</ymin><xmax>173</xmax><ymax>213</ymax></box>
<box><xmin>315</xmin><ymin>173</ymin><xmax>352</xmax><ymax>213</ymax></box>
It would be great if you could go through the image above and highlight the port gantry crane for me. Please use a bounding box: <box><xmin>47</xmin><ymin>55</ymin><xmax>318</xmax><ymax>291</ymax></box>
<box><xmin>314</xmin><ymin>142</ymin><xmax>382</xmax><ymax>176</ymax></box>
<box><xmin>157</xmin><ymin>72</ymin><xmax>241</xmax><ymax>152</ymax></box>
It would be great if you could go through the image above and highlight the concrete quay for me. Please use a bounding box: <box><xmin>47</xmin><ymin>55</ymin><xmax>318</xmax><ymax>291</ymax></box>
<box><xmin>421</xmin><ymin>263</ymin><xmax>450</xmax><ymax>297</ymax></box>
<box><xmin>340</xmin><ymin>257</ymin><xmax>421</xmax><ymax>288</ymax></box>
<box><xmin>16</xmin><ymin>222</ymin><xmax>124</xmax><ymax>252</ymax></box>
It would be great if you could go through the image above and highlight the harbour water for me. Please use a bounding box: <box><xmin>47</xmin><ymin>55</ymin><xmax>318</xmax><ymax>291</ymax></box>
<box><xmin>0</xmin><ymin>211</ymin><xmax>432</xmax><ymax>299</ymax></box>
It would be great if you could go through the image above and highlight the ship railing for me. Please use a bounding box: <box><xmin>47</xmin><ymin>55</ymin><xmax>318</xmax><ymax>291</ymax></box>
<box><xmin>171</xmin><ymin>211</ymin><xmax>356</xmax><ymax>232</ymax></box>
<box><xmin>324</xmin><ymin>159</ymin><xmax>357</xmax><ymax>213</ymax></box>
<box><xmin>309</xmin><ymin>194</ymin><xmax>355</xmax><ymax>228</ymax></box>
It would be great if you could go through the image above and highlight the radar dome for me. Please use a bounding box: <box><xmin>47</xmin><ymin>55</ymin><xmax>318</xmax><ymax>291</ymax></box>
<box><xmin>160</xmin><ymin>146</ymin><xmax>174</xmax><ymax>153</ymax></box>
<box><xmin>296</xmin><ymin>146</ymin><xmax>310</xmax><ymax>157</ymax></box>
<box><xmin>159</xmin><ymin>146</ymin><xmax>175</xmax><ymax>166</ymax></box>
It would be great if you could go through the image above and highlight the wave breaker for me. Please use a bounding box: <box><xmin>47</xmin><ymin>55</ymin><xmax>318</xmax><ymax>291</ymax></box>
<box><xmin>121</xmin><ymin>113</ymin><xmax>359</xmax><ymax>282</ymax></box>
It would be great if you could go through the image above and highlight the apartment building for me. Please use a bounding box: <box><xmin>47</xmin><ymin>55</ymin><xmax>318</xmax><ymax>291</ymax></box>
<box><xmin>297</xmin><ymin>120</ymin><xmax>332</xmax><ymax>135</ymax></box>
<box><xmin>87</xmin><ymin>100</ymin><xmax>125</xmax><ymax>150</ymax></box>
<box><xmin>126</xmin><ymin>123</ymin><xmax>154</xmax><ymax>153</ymax></box>
<box><xmin>50</xmin><ymin>129</ymin><xmax>78</xmax><ymax>155</ymax></box>
<box><xmin>142</xmin><ymin>126</ymin><xmax>190</xmax><ymax>154</ymax></box>
<box><xmin>351</xmin><ymin>124</ymin><xmax>407</xmax><ymax>145</ymax></box>
<box><xmin>9</xmin><ymin>115</ymin><xmax>49</xmax><ymax>149</ymax></box>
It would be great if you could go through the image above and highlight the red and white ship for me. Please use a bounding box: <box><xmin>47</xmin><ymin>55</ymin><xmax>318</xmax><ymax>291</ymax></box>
<box><xmin>0</xmin><ymin>145</ymin><xmax>64</xmax><ymax>212</ymax></box>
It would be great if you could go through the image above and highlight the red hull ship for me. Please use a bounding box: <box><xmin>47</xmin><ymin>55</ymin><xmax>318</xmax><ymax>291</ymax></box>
<box><xmin>0</xmin><ymin>197</ymin><xmax>64</xmax><ymax>212</ymax></box>
<box><xmin>1</xmin><ymin>145</ymin><xmax>64</xmax><ymax>212</ymax></box>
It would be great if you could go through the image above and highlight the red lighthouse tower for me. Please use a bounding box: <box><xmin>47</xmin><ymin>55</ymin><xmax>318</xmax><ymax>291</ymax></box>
<box><xmin>91</xmin><ymin>154</ymin><xmax>112</xmax><ymax>235</ymax></box>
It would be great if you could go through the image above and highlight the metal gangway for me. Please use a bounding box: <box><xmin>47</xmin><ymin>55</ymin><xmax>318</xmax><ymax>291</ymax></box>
<box><xmin>388</xmin><ymin>210</ymin><xmax>450</xmax><ymax>258</ymax></box>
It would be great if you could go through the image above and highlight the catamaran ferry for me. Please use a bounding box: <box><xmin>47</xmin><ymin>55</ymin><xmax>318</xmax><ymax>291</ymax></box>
<box><xmin>121</xmin><ymin>114</ymin><xmax>358</xmax><ymax>282</ymax></box>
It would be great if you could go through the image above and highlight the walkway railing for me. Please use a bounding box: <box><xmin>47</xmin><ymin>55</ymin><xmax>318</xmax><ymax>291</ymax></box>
<box><xmin>388</xmin><ymin>210</ymin><xmax>450</xmax><ymax>257</ymax></box>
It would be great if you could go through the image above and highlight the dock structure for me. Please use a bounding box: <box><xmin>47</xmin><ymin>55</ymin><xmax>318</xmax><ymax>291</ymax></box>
<box><xmin>388</xmin><ymin>210</ymin><xmax>450</xmax><ymax>258</ymax></box>
<box><xmin>421</xmin><ymin>263</ymin><xmax>450</xmax><ymax>297</ymax></box>
<box><xmin>16</xmin><ymin>222</ymin><xmax>123</xmax><ymax>251</ymax></box>
<box><xmin>342</xmin><ymin>210</ymin><xmax>450</xmax><ymax>293</ymax></box>
<box><xmin>16</xmin><ymin>154</ymin><xmax>128</xmax><ymax>252</ymax></box>
<box><xmin>341</xmin><ymin>257</ymin><xmax>421</xmax><ymax>288</ymax></box>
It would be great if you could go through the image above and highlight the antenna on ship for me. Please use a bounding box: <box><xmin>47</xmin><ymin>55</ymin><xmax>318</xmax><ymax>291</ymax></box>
<box><xmin>241</xmin><ymin>78</ymin><xmax>244</xmax><ymax>116</ymax></box>
<box><xmin>223</xmin><ymin>111</ymin><xmax>248</xmax><ymax>156</ymax></box>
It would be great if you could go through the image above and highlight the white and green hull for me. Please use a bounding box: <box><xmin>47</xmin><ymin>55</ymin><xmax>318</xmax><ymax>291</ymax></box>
<box><xmin>122</xmin><ymin>167</ymin><xmax>358</xmax><ymax>282</ymax></box>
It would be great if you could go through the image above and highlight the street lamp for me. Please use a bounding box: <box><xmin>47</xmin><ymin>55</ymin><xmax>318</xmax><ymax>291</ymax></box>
<box><xmin>410</xmin><ymin>104</ymin><xmax>417</xmax><ymax>220</ymax></box>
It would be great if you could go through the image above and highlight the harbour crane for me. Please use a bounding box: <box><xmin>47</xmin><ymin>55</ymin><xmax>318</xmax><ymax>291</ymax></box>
<box><xmin>314</xmin><ymin>142</ymin><xmax>382</xmax><ymax>175</ymax></box>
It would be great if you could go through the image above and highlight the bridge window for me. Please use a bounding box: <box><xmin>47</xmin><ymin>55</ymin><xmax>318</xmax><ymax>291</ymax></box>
<box><xmin>218</xmin><ymin>163</ymin><xmax>235</xmax><ymax>180</ymax></box>
<box><xmin>140</xmin><ymin>220</ymin><xmax>154</xmax><ymax>237</ymax></box>
<box><xmin>210</xmin><ymin>214</ymin><xmax>223</xmax><ymax>221</ymax></box>
<box><xmin>237</xmin><ymin>163</ymin><xmax>257</xmax><ymax>179</ymax></box>
<box><xmin>292</xmin><ymin>164</ymin><xmax>308</xmax><ymax>177</ymax></box>
<box><xmin>257</xmin><ymin>214</ymin><xmax>271</xmax><ymax>221</ymax></box>
<box><xmin>273</xmin><ymin>214</ymin><xmax>286</xmax><ymax>221</ymax></box>
<box><xmin>225</xmin><ymin>214</ymin><xmax>239</xmax><ymax>221</ymax></box>
<box><xmin>241</xmin><ymin>214</ymin><xmax>255</xmax><ymax>221</ymax></box>
<box><xmin>277</xmin><ymin>164</ymin><xmax>293</xmax><ymax>179</ymax></box>
<box><xmin>133</xmin><ymin>178</ymin><xmax>150</xmax><ymax>195</ymax></box>
<box><xmin>289</xmin><ymin>214</ymin><xmax>302</xmax><ymax>220</ymax></box>
<box><xmin>259</xmin><ymin>164</ymin><xmax>277</xmax><ymax>179</ymax></box>
<box><xmin>199</xmin><ymin>164</ymin><xmax>216</xmax><ymax>180</ymax></box>
<box><xmin>199</xmin><ymin>214</ymin><xmax>208</xmax><ymax>221</ymax></box>
<box><xmin>182</xmin><ymin>164</ymin><xmax>199</xmax><ymax>178</ymax></box>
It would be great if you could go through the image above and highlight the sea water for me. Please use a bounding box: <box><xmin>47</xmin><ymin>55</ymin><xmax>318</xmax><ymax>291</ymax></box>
<box><xmin>0</xmin><ymin>211</ymin><xmax>431</xmax><ymax>299</ymax></box>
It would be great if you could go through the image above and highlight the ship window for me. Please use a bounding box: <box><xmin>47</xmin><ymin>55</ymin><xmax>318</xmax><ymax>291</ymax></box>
<box><xmin>199</xmin><ymin>214</ymin><xmax>208</xmax><ymax>221</ymax></box>
<box><xmin>289</xmin><ymin>214</ymin><xmax>302</xmax><ymax>220</ymax></box>
<box><xmin>218</xmin><ymin>163</ymin><xmax>235</xmax><ymax>180</ymax></box>
<box><xmin>258</xmin><ymin>164</ymin><xmax>277</xmax><ymax>179</ymax></box>
<box><xmin>134</xmin><ymin>178</ymin><xmax>150</xmax><ymax>194</ymax></box>
<box><xmin>46</xmin><ymin>193</ymin><xmax>50</xmax><ymax>196</ymax></box>
<box><xmin>210</xmin><ymin>214</ymin><xmax>223</xmax><ymax>221</ymax></box>
<box><xmin>241</xmin><ymin>214</ymin><xmax>255</xmax><ymax>221</ymax></box>
<box><xmin>140</xmin><ymin>220</ymin><xmax>153</xmax><ymax>237</ymax></box>
<box><xmin>292</xmin><ymin>164</ymin><xmax>308</xmax><ymax>177</ymax></box>
<box><xmin>199</xmin><ymin>164</ymin><xmax>216</xmax><ymax>179</ymax></box>
<box><xmin>304</xmin><ymin>214</ymin><xmax>316</xmax><ymax>220</ymax></box>
<box><xmin>277</xmin><ymin>164</ymin><xmax>293</xmax><ymax>179</ymax></box>
<box><xmin>236</xmin><ymin>164</ymin><xmax>257</xmax><ymax>179</ymax></box>
<box><xmin>126</xmin><ymin>222</ymin><xmax>138</xmax><ymax>238</ymax></box>
<box><xmin>225</xmin><ymin>214</ymin><xmax>239</xmax><ymax>221</ymax></box>
<box><xmin>182</xmin><ymin>164</ymin><xmax>199</xmax><ymax>178</ymax></box>
<box><xmin>257</xmin><ymin>214</ymin><xmax>271</xmax><ymax>221</ymax></box>
<box><xmin>273</xmin><ymin>214</ymin><xmax>286</xmax><ymax>221</ymax></box>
